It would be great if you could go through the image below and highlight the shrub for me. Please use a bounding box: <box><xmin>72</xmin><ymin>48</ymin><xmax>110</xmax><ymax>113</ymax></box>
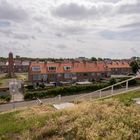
<box><xmin>128</xmin><ymin>79</ymin><xmax>137</xmax><ymax>86</ymax></box>
<box><xmin>24</xmin><ymin>84</ymin><xmax>34</xmax><ymax>90</ymax></box>
<box><xmin>0</xmin><ymin>95</ymin><xmax>11</xmax><ymax>103</ymax></box>
<box><xmin>24</xmin><ymin>83</ymin><xmax>109</xmax><ymax>100</ymax></box>
<box><xmin>118</xmin><ymin>78</ymin><xmax>137</xmax><ymax>86</ymax></box>
<box><xmin>109</xmin><ymin>78</ymin><xmax>116</xmax><ymax>85</ymax></box>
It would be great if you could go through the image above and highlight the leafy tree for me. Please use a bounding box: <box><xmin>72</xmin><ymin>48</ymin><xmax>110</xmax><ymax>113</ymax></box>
<box><xmin>91</xmin><ymin>57</ymin><xmax>97</xmax><ymax>61</ymax></box>
<box><xmin>130</xmin><ymin>61</ymin><xmax>139</xmax><ymax>74</ymax></box>
<box><xmin>98</xmin><ymin>57</ymin><xmax>103</xmax><ymax>61</ymax></box>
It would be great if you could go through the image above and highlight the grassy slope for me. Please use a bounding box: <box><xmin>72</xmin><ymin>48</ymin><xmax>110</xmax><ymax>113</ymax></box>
<box><xmin>111</xmin><ymin>90</ymin><xmax>140</xmax><ymax>106</ymax></box>
<box><xmin>1</xmin><ymin>94</ymin><xmax>140</xmax><ymax>140</ymax></box>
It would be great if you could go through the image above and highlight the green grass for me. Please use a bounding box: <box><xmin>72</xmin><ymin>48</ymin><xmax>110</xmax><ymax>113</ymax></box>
<box><xmin>16</xmin><ymin>73</ymin><xmax>28</xmax><ymax>80</ymax></box>
<box><xmin>0</xmin><ymin>106</ymin><xmax>61</xmax><ymax>140</ymax></box>
<box><xmin>1</xmin><ymin>91</ymin><xmax>140</xmax><ymax>139</ymax></box>
<box><xmin>111</xmin><ymin>90</ymin><xmax>140</xmax><ymax>106</ymax></box>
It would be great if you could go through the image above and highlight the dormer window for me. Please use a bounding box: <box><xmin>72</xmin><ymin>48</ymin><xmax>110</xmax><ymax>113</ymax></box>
<box><xmin>48</xmin><ymin>66</ymin><xmax>56</xmax><ymax>71</ymax></box>
<box><xmin>64</xmin><ymin>66</ymin><xmax>71</xmax><ymax>71</ymax></box>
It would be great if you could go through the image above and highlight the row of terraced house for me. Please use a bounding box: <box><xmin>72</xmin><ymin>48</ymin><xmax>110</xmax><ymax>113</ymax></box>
<box><xmin>28</xmin><ymin>60</ymin><xmax>132</xmax><ymax>83</ymax></box>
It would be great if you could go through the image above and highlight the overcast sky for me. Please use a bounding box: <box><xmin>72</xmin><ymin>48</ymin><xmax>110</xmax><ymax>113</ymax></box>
<box><xmin>0</xmin><ymin>0</ymin><xmax>140</xmax><ymax>58</ymax></box>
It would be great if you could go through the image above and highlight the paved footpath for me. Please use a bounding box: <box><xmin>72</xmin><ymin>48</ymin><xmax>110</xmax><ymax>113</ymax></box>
<box><xmin>0</xmin><ymin>86</ymin><xmax>140</xmax><ymax>112</ymax></box>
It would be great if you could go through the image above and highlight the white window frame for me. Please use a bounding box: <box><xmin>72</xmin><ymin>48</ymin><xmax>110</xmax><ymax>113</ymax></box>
<box><xmin>48</xmin><ymin>66</ymin><xmax>57</xmax><ymax>71</ymax></box>
<box><xmin>64</xmin><ymin>66</ymin><xmax>71</xmax><ymax>71</ymax></box>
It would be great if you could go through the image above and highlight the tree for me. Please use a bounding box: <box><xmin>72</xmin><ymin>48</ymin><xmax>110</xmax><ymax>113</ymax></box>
<box><xmin>98</xmin><ymin>57</ymin><xmax>103</xmax><ymax>61</ymax></box>
<box><xmin>130</xmin><ymin>61</ymin><xmax>139</xmax><ymax>74</ymax></box>
<box><xmin>91</xmin><ymin>57</ymin><xmax>97</xmax><ymax>61</ymax></box>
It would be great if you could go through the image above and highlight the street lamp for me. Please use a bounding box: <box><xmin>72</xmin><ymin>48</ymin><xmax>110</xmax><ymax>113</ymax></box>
<box><xmin>12</xmin><ymin>88</ymin><xmax>15</xmax><ymax>109</ymax></box>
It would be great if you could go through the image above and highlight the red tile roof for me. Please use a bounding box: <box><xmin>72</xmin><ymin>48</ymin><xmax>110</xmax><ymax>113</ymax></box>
<box><xmin>107</xmin><ymin>61</ymin><xmax>130</xmax><ymax>69</ymax></box>
<box><xmin>29</xmin><ymin>61</ymin><xmax>110</xmax><ymax>74</ymax></box>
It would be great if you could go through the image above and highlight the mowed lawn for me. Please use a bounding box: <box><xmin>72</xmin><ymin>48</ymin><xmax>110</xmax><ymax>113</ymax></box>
<box><xmin>0</xmin><ymin>90</ymin><xmax>140</xmax><ymax>140</ymax></box>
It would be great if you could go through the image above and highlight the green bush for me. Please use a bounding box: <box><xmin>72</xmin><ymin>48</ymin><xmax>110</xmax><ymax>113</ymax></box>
<box><xmin>118</xmin><ymin>78</ymin><xmax>137</xmax><ymax>86</ymax></box>
<box><xmin>24</xmin><ymin>84</ymin><xmax>34</xmax><ymax>90</ymax></box>
<box><xmin>109</xmin><ymin>78</ymin><xmax>116</xmax><ymax>85</ymax></box>
<box><xmin>128</xmin><ymin>79</ymin><xmax>137</xmax><ymax>86</ymax></box>
<box><xmin>0</xmin><ymin>95</ymin><xmax>11</xmax><ymax>102</ymax></box>
<box><xmin>24</xmin><ymin>83</ymin><xmax>109</xmax><ymax>100</ymax></box>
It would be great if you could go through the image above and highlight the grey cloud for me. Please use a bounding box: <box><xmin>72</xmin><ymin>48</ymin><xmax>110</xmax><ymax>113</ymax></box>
<box><xmin>0</xmin><ymin>29</ymin><xmax>13</xmax><ymax>36</ymax></box>
<box><xmin>88</xmin><ymin>0</ymin><xmax>121</xmax><ymax>3</ymax></box>
<box><xmin>118</xmin><ymin>1</ymin><xmax>140</xmax><ymax>14</ymax></box>
<box><xmin>55</xmin><ymin>33</ymin><xmax>63</xmax><ymax>37</ymax></box>
<box><xmin>54</xmin><ymin>25</ymin><xmax>88</xmax><ymax>37</ymax></box>
<box><xmin>62</xmin><ymin>26</ymin><xmax>88</xmax><ymax>35</ymax></box>
<box><xmin>13</xmin><ymin>33</ymin><xmax>36</xmax><ymax>40</ymax></box>
<box><xmin>0</xmin><ymin>0</ymin><xmax>28</xmax><ymax>22</ymax></box>
<box><xmin>52</xmin><ymin>1</ymin><xmax>140</xmax><ymax>21</ymax></box>
<box><xmin>52</xmin><ymin>3</ymin><xmax>98</xmax><ymax>20</ymax></box>
<box><xmin>131</xmin><ymin>48</ymin><xmax>137</xmax><ymax>54</ymax></box>
<box><xmin>101</xmin><ymin>28</ymin><xmax>140</xmax><ymax>41</ymax></box>
<box><xmin>120</xmin><ymin>22</ymin><xmax>140</xmax><ymax>29</ymax></box>
<box><xmin>77</xmin><ymin>39</ymin><xmax>86</xmax><ymax>43</ymax></box>
<box><xmin>57</xmin><ymin>44</ymin><xmax>67</xmax><ymax>49</ymax></box>
<box><xmin>0</xmin><ymin>28</ymin><xmax>35</xmax><ymax>40</ymax></box>
<box><xmin>13</xmin><ymin>33</ymin><xmax>30</xmax><ymax>40</ymax></box>
<box><xmin>0</xmin><ymin>41</ymin><xmax>33</xmax><ymax>57</ymax></box>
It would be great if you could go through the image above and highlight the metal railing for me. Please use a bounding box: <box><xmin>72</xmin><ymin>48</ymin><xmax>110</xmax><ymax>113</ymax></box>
<box><xmin>74</xmin><ymin>75</ymin><xmax>140</xmax><ymax>102</ymax></box>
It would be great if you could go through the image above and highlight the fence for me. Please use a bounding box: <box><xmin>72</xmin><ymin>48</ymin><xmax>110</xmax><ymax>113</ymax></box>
<box><xmin>74</xmin><ymin>75</ymin><xmax>140</xmax><ymax>102</ymax></box>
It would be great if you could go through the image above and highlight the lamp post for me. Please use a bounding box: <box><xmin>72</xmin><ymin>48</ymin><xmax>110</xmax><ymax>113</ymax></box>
<box><xmin>12</xmin><ymin>88</ymin><xmax>15</xmax><ymax>109</ymax></box>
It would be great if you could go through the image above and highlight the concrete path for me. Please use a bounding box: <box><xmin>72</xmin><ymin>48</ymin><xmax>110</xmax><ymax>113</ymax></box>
<box><xmin>9</xmin><ymin>79</ymin><xmax>24</xmax><ymax>102</ymax></box>
<box><xmin>0</xmin><ymin>86</ymin><xmax>140</xmax><ymax>112</ymax></box>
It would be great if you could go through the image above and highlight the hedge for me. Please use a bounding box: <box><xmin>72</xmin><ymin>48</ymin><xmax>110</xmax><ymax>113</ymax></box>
<box><xmin>0</xmin><ymin>95</ymin><xmax>11</xmax><ymax>102</ymax></box>
<box><xmin>24</xmin><ymin>83</ymin><xmax>109</xmax><ymax>100</ymax></box>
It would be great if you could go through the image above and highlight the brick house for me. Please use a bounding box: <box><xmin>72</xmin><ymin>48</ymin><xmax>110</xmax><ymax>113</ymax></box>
<box><xmin>28</xmin><ymin>61</ymin><xmax>111</xmax><ymax>83</ymax></box>
<box><xmin>106</xmin><ymin>61</ymin><xmax>132</xmax><ymax>75</ymax></box>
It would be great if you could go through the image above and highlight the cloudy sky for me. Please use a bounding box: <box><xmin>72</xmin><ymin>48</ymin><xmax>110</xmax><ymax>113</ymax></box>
<box><xmin>0</xmin><ymin>0</ymin><xmax>140</xmax><ymax>58</ymax></box>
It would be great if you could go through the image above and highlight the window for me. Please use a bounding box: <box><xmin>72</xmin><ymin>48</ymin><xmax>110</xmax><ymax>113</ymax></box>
<box><xmin>57</xmin><ymin>73</ymin><xmax>62</xmax><ymax>77</ymax></box>
<box><xmin>83</xmin><ymin>73</ymin><xmax>88</xmax><ymax>76</ymax></box>
<box><xmin>41</xmin><ymin>74</ymin><xmax>48</xmax><ymax>80</ymax></box>
<box><xmin>64</xmin><ymin>73</ymin><xmax>72</xmax><ymax>78</ymax></box>
<box><xmin>33</xmin><ymin>75</ymin><xmax>41</xmax><ymax>80</ymax></box>
<box><xmin>92</xmin><ymin>73</ymin><xmax>95</xmax><ymax>76</ymax></box>
<box><xmin>32</xmin><ymin>66</ymin><xmax>41</xmax><ymax>71</ymax></box>
<box><xmin>97</xmin><ymin>73</ymin><xmax>101</xmax><ymax>76</ymax></box>
<box><xmin>48</xmin><ymin>66</ymin><xmax>56</xmax><ymax>71</ymax></box>
<box><xmin>64</xmin><ymin>66</ymin><xmax>71</xmax><ymax>71</ymax></box>
<box><xmin>72</xmin><ymin>73</ymin><xmax>76</xmax><ymax>77</ymax></box>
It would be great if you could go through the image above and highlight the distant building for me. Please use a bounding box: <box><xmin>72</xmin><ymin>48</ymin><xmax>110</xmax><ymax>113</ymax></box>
<box><xmin>8</xmin><ymin>52</ymin><xmax>14</xmax><ymax>77</ymax></box>
<box><xmin>28</xmin><ymin>60</ymin><xmax>132</xmax><ymax>83</ymax></box>
<box><xmin>106</xmin><ymin>61</ymin><xmax>132</xmax><ymax>75</ymax></box>
<box><xmin>75</xmin><ymin>57</ymin><xmax>89</xmax><ymax>61</ymax></box>
<box><xmin>28</xmin><ymin>61</ymin><xmax>110</xmax><ymax>83</ymax></box>
<box><xmin>0</xmin><ymin>53</ymin><xmax>30</xmax><ymax>73</ymax></box>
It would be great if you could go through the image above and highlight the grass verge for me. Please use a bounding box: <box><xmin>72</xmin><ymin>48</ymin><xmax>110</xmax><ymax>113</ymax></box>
<box><xmin>0</xmin><ymin>96</ymin><xmax>140</xmax><ymax>139</ymax></box>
